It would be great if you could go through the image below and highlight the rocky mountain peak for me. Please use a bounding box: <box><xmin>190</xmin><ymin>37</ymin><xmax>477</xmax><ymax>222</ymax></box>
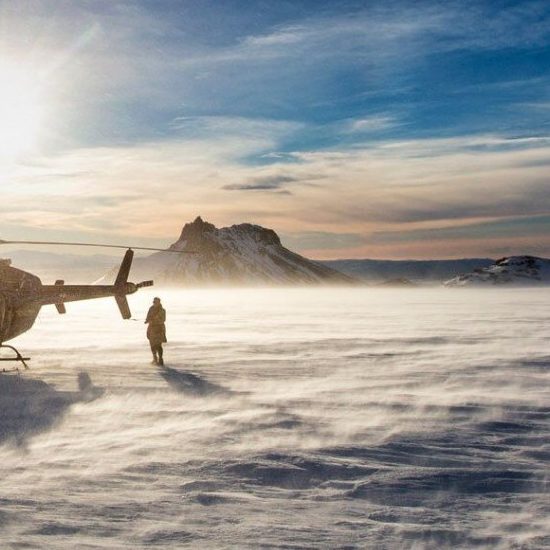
<box><xmin>100</xmin><ymin>217</ymin><xmax>353</xmax><ymax>286</ymax></box>
<box><xmin>228</xmin><ymin>223</ymin><xmax>281</xmax><ymax>246</ymax></box>
<box><xmin>174</xmin><ymin>218</ymin><xmax>282</xmax><ymax>250</ymax></box>
<box><xmin>495</xmin><ymin>255</ymin><xmax>538</xmax><ymax>268</ymax></box>
<box><xmin>175</xmin><ymin>216</ymin><xmax>216</xmax><ymax>244</ymax></box>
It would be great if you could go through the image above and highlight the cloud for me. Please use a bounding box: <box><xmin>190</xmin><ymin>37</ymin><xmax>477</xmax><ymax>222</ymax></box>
<box><xmin>222</xmin><ymin>175</ymin><xmax>302</xmax><ymax>192</ymax></box>
<box><xmin>168</xmin><ymin>116</ymin><xmax>301</xmax><ymax>142</ymax></box>
<box><xmin>2</xmin><ymin>125</ymin><xmax>549</xmax><ymax>259</ymax></box>
<box><xmin>520</xmin><ymin>101</ymin><xmax>550</xmax><ymax>111</ymax></box>
<box><xmin>242</xmin><ymin>25</ymin><xmax>309</xmax><ymax>48</ymax></box>
<box><xmin>283</xmin><ymin>136</ymin><xmax>550</xmax><ymax>230</ymax></box>
<box><xmin>346</xmin><ymin>116</ymin><xmax>400</xmax><ymax>133</ymax></box>
<box><xmin>367</xmin><ymin>215</ymin><xmax>550</xmax><ymax>245</ymax></box>
<box><xmin>207</xmin><ymin>1</ymin><xmax>550</xmax><ymax>70</ymax></box>
<box><xmin>279</xmin><ymin>231</ymin><xmax>365</xmax><ymax>251</ymax></box>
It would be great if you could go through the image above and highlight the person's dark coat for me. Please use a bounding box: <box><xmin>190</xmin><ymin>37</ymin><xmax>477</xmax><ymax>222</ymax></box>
<box><xmin>145</xmin><ymin>305</ymin><xmax>167</xmax><ymax>345</ymax></box>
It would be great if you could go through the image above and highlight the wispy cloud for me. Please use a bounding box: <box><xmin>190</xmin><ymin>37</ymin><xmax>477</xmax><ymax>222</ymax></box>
<box><xmin>346</xmin><ymin>116</ymin><xmax>400</xmax><ymax>133</ymax></box>
<box><xmin>223</xmin><ymin>176</ymin><xmax>298</xmax><ymax>193</ymax></box>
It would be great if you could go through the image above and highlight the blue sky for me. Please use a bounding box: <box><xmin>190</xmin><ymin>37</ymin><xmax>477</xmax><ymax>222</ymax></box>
<box><xmin>0</xmin><ymin>0</ymin><xmax>549</xmax><ymax>258</ymax></box>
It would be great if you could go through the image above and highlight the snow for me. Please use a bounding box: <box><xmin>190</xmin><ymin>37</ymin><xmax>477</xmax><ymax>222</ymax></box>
<box><xmin>1</xmin><ymin>287</ymin><xmax>549</xmax><ymax>548</ymax></box>
<box><xmin>445</xmin><ymin>256</ymin><xmax>550</xmax><ymax>286</ymax></box>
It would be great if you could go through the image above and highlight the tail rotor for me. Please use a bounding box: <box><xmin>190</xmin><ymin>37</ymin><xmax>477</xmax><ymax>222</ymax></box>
<box><xmin>112</xmin><ymin>249</ymin><xmax>154</xmax><ymax>320</ymax></box>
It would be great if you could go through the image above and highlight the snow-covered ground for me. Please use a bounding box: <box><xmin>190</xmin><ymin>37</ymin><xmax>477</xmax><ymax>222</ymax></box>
<box><xmin>1</xmin><ymin>288</ymin><xmax>549</xmax><ymax>549</ymax></box>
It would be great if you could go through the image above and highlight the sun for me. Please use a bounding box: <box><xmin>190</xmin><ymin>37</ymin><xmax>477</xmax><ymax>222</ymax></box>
<box><xmin>0</xmin><ymin>61</ymin><xmax>45</xmax><ymax>159</ymax></box>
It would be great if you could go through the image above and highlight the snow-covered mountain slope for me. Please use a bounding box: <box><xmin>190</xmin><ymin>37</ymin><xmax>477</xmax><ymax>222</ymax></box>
<box><xmin>101</xmin><ymin>217</ymin><xmax>353</xmax><ymax>286</ymax></box>
<box><xmin>444</xmin><ymin>256</ymin><xmax>550</xmax><ymax>286</ymax></box>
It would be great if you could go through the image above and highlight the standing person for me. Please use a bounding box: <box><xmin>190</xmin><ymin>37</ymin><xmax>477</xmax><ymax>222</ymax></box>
<box><xmin>145</xmin><ymin>297</ymin><xmax>167</xmax><ymax>366</ymax></box>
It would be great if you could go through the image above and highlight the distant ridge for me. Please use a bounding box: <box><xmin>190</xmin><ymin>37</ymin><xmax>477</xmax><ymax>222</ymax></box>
<box><xmin>99</xmin><ymin>217</ymin><xmax>353</xmax><ymax>286</ymax></box>
<box><xmin>321</xmin><ymin>258</ymin><xmax>494</xmax><ymax>283</ymax></box>
<box><xmin>444</xmin><ymin>256</ymin><xmax>550</xmax><ymax>286</ymax></box>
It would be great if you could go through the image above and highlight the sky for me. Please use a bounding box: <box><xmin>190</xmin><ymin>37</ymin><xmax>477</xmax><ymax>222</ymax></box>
<box><xmin>0</xmin><ymin>0</ymin><xmax>549</xmax><ymax>259</ymax></box>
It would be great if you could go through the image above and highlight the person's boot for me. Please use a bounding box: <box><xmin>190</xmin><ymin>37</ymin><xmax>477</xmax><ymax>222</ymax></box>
<box><xmin>151</xmin><ymin>352</ymin><xmax>158</xmax><ymax>365</ymax></box>
<box><xmin>158</xmin><ymin>350</ymin><xmax>164</xmax><ymax>366</ymax></box>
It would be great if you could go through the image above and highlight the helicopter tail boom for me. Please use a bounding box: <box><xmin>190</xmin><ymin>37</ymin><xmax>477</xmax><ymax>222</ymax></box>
<box><xmin>39</xmin><ymin>249</ymin><xmax>154</xmax><ymax>319</ymax></box>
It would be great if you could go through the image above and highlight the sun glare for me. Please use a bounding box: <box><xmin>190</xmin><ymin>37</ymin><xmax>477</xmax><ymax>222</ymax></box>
<box><xmin>0</xmin><ymin>62</ymin><xmax>45</xmax><ymax>159</ymax></box>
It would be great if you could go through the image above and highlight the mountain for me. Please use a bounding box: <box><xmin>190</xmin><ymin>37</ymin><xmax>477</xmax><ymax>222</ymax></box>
<box><xmin>100</xmin><ymin>217</ymin><xmax>354</xmax><ymax>286</ymax></box>
<box><xmin>321</xmin><ymin>258</ymin><xmax>494</xmax><ymax>284</ymax></box>
<box><xmin>444</xmin><ymin>256</ymin><xmax>550</xmax><ymax>286</ymax></box>
<box><xmin>377</xmin><ymin>277</ymin><xmax>416</xmax><ymax>287</ymax></box>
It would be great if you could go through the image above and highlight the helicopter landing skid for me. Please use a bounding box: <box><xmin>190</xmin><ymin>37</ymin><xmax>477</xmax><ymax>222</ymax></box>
<box><xmin>0</xmin><ymin>344</ymin><xmax>30</xmax><ymax>372</ymax></box>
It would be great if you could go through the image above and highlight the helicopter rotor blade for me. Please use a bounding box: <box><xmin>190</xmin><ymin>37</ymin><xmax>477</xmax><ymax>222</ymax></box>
<box><xmin>0</xmin><ymin>239</ymin><xmax>195</xmax><ymax>253</ymax></box>
<box><xmin>115</xmin><ymin>249</ymin><xmax>134</xmax><ymax>287</ymax></box>
<box><xmin>115</xmin><ymin>295</ymin><xmax>132</xmax><ymax>320</ymax></box>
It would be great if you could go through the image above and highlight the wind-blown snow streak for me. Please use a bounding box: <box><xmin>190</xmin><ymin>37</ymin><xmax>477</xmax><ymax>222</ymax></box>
<box><xmin>0</xmin><ymin>288</ymin><xmax>548</xmax><ymax>548</ymax></box>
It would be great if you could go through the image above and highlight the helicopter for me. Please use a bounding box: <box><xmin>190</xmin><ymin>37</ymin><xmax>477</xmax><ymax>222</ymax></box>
<box><xmin>0</xmin><ymin>239</ymin><xmax>187</xmax><ymax>371</ymax></box>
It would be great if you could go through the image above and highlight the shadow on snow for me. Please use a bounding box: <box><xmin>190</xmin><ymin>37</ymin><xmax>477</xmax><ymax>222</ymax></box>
<box><xmin>158</xmin><ymin>366</ymin><xmax>230</xmax><ymax>397</ymax></box>
<box><xmin>0</xmin><ymin>372</ymin><xmax>103</xmax><ymax>447</ymax></box>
